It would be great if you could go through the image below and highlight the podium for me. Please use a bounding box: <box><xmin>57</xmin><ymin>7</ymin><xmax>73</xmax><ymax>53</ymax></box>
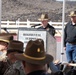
<box><xmin>18</xmin><ymin>28</ymin><xmax>56</xmax><ymax>60</ymax></box>
<box><xmin>46</xmin><ymin>32</ymin><xmax>56</xmax><ymax>60</ymax></box>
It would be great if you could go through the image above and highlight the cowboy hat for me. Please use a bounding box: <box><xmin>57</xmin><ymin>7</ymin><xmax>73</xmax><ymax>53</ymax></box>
<box><xmin>69</xmin><ymin>11</ymin><xmax>76</xmax><ymax>17</ymax></box>
<box><xmin>0</xmin><ymin>34</ymin><xmax>13</xmax><ymax>43</ymax></box>
<box><xmin>38</xmin><ymin>14</ymin><xmax>50</xmax><ymax>21</ymax></box>
<box><xmin>7</xmin><ymin>40</ymin><xmax>24</xmax><ymax>54</ymax></box>
<box><xmin>15</xmin><ymin>39</ymin><xmax>53</xmax><ymax>65</ymax></box>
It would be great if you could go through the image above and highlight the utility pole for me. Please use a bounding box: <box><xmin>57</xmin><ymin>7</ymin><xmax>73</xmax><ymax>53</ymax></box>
<box><xmin>61</xmin><ymin>0</ymin><xmax>65</xmax><ymax>62</ymax></box>
<box><xmin>0</xmin><ymin>0</ymin><xmax>2</xmax><ymax>33</ymax></box>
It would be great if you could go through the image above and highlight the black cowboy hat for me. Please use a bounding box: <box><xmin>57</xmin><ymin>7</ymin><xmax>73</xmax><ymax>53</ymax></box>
<box><xmin>15</xmin><ymin>39</ymin><xmax>53</xmax><ymax>65</ymax></box>
<box><xmin>7</xmin><ymin>40</ymin><xmax>24</xmax><ymax>54</ymax></box>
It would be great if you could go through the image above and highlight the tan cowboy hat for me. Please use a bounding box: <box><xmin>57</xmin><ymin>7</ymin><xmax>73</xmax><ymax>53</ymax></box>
<box><xmin>0</xmin><ymin>34</ymin><xmax>13</xmax><ymax>43</ymax></box>
<box><xmin>15</xmin><ymin>39</ymin><xmax>53</xmax><ymax>65</ymax></box>
<box><xmin>7</xmin><ymin>40</ymin><xmax>24</xmax><ymax>54</ymax></box>
<box><xmin>69</xmin><ymin>11</ymin><xmax>76</xmax><ymax>17</ymax></box>
<box><xmin>38</xmin><ymin>14</ymin><xmax>50</xmax><ymax>21</ymax></box>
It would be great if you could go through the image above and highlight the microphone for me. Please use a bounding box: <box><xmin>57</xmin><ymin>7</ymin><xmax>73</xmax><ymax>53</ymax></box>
<box><xmin>31</xmin><ymin>24</ymin><xmax>41</xmax><ymax>28</ymax></box>
<box><xmin>3</xmin><ymin>28</ymin><xmax>9</xmax><ymax>33</ymax></box>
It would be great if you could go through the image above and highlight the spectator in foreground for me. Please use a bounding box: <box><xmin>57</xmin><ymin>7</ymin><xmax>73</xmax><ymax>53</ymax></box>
<box><xmin>3</xmin><ymin>40</ymin><xmax>25</xmax><ymax>75</ymax></box>
<box><xmin>0</xmin><ymin>34</ymin><xmax>13</xmax><ymax>75</ymax></box>
<box><xmin>15</xmin><ymin>39</ymin><xmax>54</xmax><ymax>75</ymax></box>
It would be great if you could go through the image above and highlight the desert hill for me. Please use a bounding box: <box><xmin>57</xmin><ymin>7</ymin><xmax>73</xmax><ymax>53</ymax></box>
<box><xmin>2</xmin><ymin>0</ymin><xmax>76</xmax><ymax>22</ymax></box>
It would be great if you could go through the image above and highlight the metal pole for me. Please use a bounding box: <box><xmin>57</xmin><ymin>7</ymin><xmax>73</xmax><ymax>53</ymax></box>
<box><xmin>61</xmin><ymin>0</ymin><xmax>66</xmax><ymax>62</ymax></box>
<box><xmin>0</xmin><ymin>0</ymin><xmax>2</xmax><ymax>33</ymax></box>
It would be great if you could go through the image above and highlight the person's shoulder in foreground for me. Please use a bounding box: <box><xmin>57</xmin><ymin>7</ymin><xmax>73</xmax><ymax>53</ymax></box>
<box><xmin>0</xmin><ymin>33</ymin><xmax>14</xmax><ymax>75</ymax></box>
<box><xmin>15</xmin><ymin>39</ymin><xmax>53</xmax><ymax>75</ymax></box>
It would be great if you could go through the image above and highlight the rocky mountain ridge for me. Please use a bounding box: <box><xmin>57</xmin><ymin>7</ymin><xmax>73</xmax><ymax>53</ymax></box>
<box><xmin>2</xmin><ymin>0</ymin><xmax>76</xmax><ymax>22</ymax></box>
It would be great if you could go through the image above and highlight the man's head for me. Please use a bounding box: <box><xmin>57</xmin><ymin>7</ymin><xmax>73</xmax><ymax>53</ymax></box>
<box><xmin>15</xmin><ymin>39</ymin><xmax>53</xmax><ymax>73</ymax></box>
<box><xmin>7</xmin><ymin>40</ymin><xmax>24</xmax><ymax>63</ymax></box>
<box><xmin>0</xmin><ymin>35</ymin><xmax>13</xmax><ymax>51</ymax></box>
<box><xmin>38</xmin><ymin>14</ymin><xmax>50</xmax><ymax>27</ymax></box>
<box><xmin>69</xmin><ymin>11</ymin><xmax>76</xmax><ymax>23</ymax></box>
<box><xmin>0</xmin><ymin>35</ymin><xmax>13</xmax><ymax>61</ymax></box>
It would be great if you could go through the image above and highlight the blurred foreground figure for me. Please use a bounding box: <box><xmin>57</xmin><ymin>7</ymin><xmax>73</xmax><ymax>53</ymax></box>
<box><xmin>3</xmin><ymin>40</ymin><xmax>25</xmax><ymax>75</ymax></box>
<box><xmin>15</xmin><ymin>39</ymin><xmax>53</xmax><ymax>75</ymax></box>
<box><xmin>0</xmin><ymin>34</ymin><xmax>13</xmax><ymax>75</ymax></box>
